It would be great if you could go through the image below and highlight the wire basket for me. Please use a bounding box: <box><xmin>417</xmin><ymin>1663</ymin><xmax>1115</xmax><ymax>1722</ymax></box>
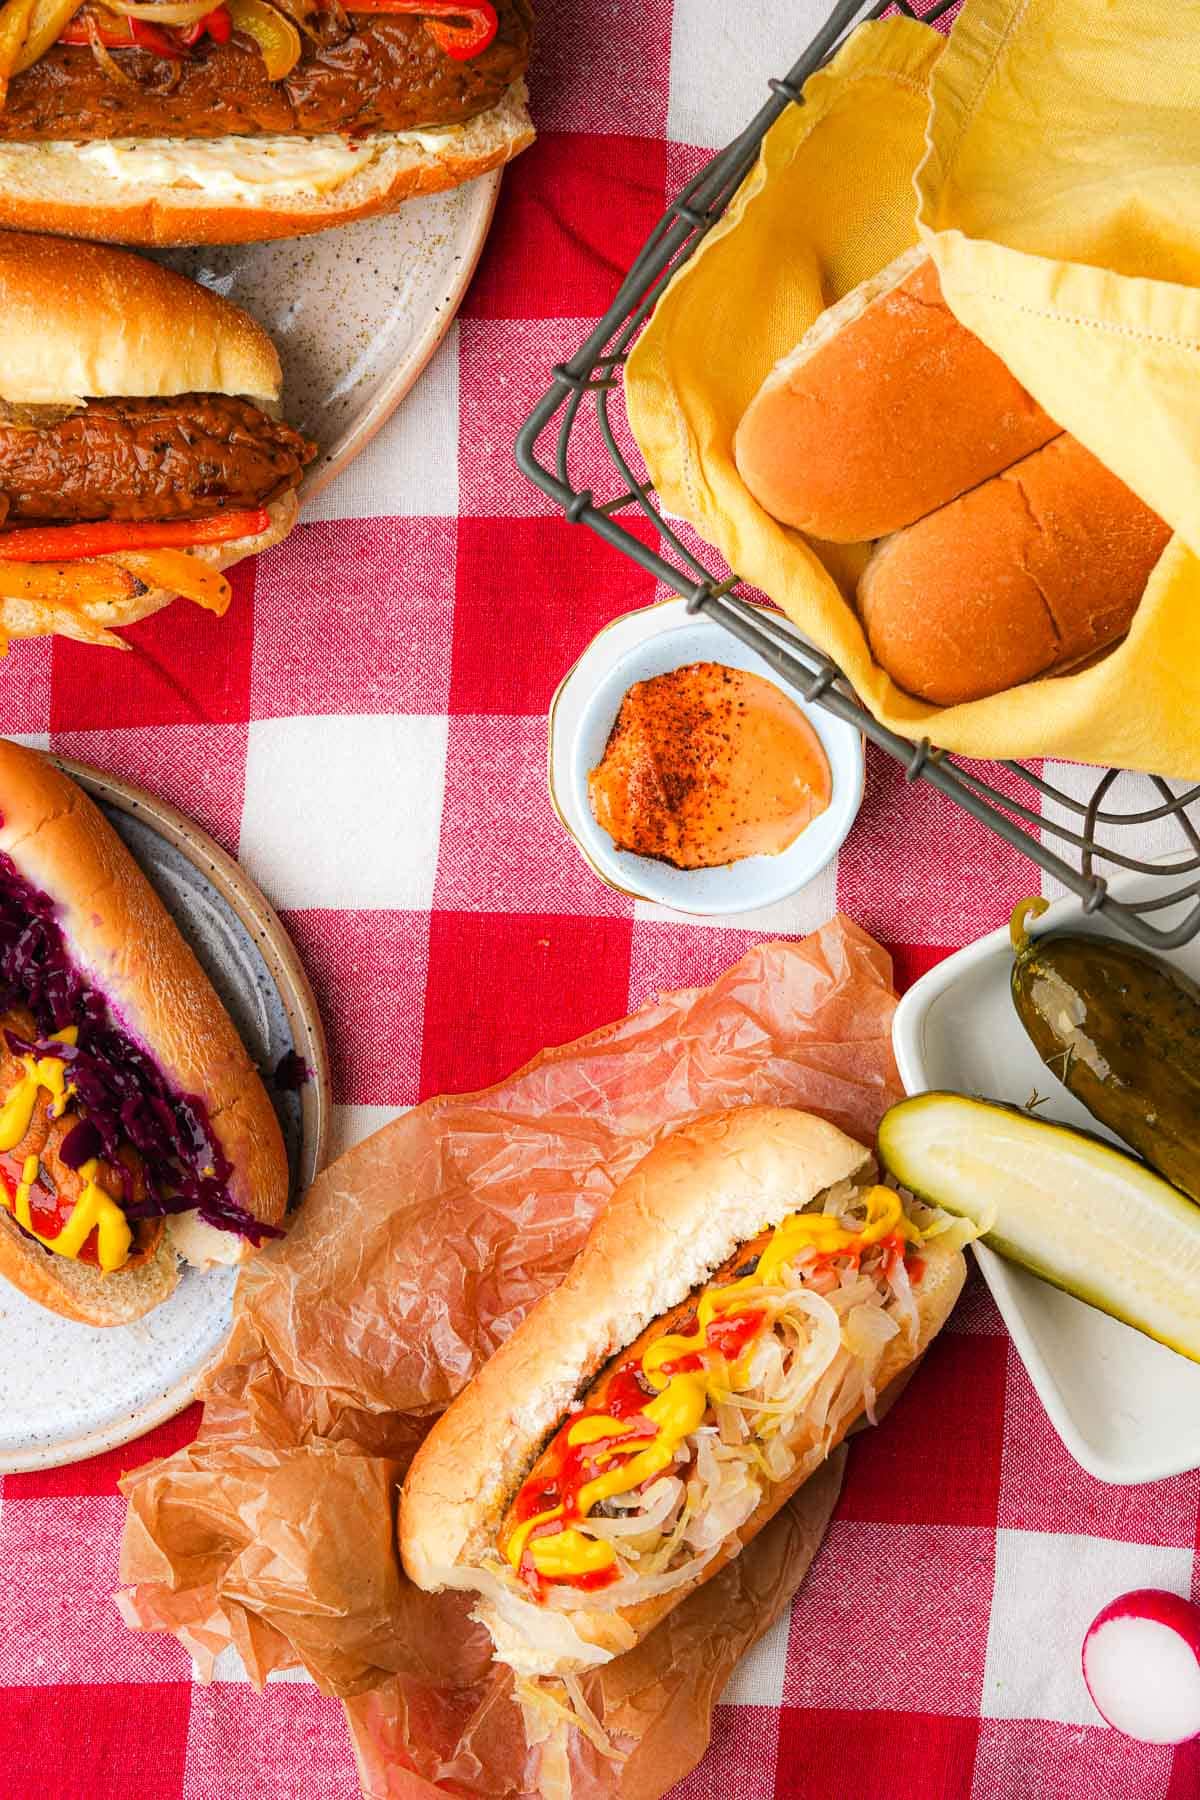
<box><xmin>515</xmin><ymin>0</ymin><xmax>1200</xmax><ymax>950</ymax></box>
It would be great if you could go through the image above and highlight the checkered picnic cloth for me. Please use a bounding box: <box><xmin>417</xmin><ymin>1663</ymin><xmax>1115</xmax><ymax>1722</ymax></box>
<box><xmin>1</xmin><ymin>3</ymin><xmax>1197</xmax><ymax>1797</ymax></box>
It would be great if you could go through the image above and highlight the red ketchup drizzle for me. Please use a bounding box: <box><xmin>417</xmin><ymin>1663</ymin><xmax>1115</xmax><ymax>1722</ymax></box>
<box><xmin>705</xmin><ymin>1308</ymin><xmax>765</xmax><ymax>1361</ymax></box>
<box><xmin>513</xmin><ymin>1365</ymin><xmax>660</xmax><ymax>1596</ymax></box>
<box><xmin>603</xmin><ymin>1363</ymin><xmax>657</xmax><ymax>1418</ymax></box>
<box><xmin>0</xmin><ymin>1154</ymin><xmax>101</xmax><ymax>1265</ymax></box>
<box><xmin>512</xmin><ymin>1306</ymin><xmax>778</xmax><ymax>1597</ymax></box>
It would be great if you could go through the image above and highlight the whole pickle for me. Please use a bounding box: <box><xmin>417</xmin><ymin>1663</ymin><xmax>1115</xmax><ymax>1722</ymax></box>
<box><xmin>1010</xmin><ymin>900</ymin><xmax>1200</xmax><ymax>1203</ymax></box>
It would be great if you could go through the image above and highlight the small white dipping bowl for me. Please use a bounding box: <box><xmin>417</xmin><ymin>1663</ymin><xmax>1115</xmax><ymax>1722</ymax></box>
<box><xmin>547</xmin><ymin>598</ymin><xmax>864</xmax><ymax>915</ymax></box>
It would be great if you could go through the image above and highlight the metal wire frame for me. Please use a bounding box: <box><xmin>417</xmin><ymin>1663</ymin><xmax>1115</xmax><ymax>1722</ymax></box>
<box><xmin>515</xmin><ymin>0</ymin><xmax>1200</xmax><ymax>950</ymax></box>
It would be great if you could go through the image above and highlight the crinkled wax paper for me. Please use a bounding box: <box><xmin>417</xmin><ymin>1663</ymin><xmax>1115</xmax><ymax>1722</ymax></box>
<box><xmin>119</xmin><ymin>916</ymin><xmax>904</xmax><ymax>1797</ymax></box>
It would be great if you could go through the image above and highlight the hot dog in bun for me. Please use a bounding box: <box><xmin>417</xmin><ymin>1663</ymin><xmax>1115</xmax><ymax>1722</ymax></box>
<box><xmin>0</xmin><ymin>231</ymin><xmax>314</xmax><ymax>647</ymax></box>
<box><xmin>399</xmin><ymin>1107</ymin><xmax>966</xmax><ymax>1681</ymax></box>
<box><xmin>0</xmin><ymin>739</ymin><xmax>289</xmax><ymax>1325</ymax></box>
<box><xmin>0</xmin><ymin>0</ymin><xmax>533</xmax><ymax>244</ymax></box>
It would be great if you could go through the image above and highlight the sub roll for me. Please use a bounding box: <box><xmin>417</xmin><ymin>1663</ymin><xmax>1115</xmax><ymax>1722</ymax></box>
<box><xmin>400</xmin><ymin>1107</ymin><xmax>966</xmax><ymax>1680</ymax></box>
<box><xmin>0</xmin><ymin>231</ymin><xmax>315</xmax><ymax>647</ymax></box>
<box><xmin>0</xmin><ymin>0</ymin><xmax>533</xmax><ymax>243</ymax></box>
<box><xmin>0</xmin><ymin>739</ymin><xmax>289</xmax><ymax>1326</ymax></box>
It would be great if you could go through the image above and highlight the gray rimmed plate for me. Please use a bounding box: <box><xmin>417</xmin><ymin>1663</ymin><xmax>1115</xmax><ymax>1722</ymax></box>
<box><xmin>161</xmin><ymin>171</ymin><xmax>502</xmax><ymax>504</ymax></box>
<box><xmin>0</xmin><ymin>758</ymin><xmax>330</xmax><ymax>1474</ymax></box>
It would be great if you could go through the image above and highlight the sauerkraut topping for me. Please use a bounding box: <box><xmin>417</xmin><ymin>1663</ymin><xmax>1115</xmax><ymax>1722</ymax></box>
<box><xmin>498</xmin><ymin>1182</ymin><xmax>936</xmax><ymax>1605</ymax></box>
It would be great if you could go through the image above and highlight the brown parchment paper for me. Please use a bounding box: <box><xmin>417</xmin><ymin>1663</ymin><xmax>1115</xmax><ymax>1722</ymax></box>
<box><xmin>118</xmin><ymin>915</ymin><xmax>904</xmax><ymax>1798</ymax></box>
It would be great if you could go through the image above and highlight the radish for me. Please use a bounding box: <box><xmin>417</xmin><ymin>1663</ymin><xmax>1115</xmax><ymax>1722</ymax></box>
<box><xmin>1082</xmin><ymin>1590</ymin><xmax>1200</xmax><ymax>1744</ymax></box>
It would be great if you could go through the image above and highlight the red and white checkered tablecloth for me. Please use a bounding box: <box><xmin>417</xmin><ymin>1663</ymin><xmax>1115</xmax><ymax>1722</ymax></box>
<box><xmin>1</xmin><ymin>3</ymin><xmax>1198</xmax><ymax>1797</ymax></box>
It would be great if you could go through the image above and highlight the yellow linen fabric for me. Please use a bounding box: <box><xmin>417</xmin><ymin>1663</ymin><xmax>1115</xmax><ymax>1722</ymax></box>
<box><xmin>625</xmin><ymin>2</ymin><xmax>1200</xmax><ymax>776</ymax></box>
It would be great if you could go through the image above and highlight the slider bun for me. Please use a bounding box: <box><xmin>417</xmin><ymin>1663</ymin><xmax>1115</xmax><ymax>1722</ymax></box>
<box><xmin>733</xmin><ymin>246</ymin><xmax>1060</xmax><ymax>542</ymax></box>
<box><xmin>0</xmin><ymin>82</ymin><xmax>532</xmax><ymax>250</ymax></box>
<box><xmin>0</xmin><ymin>490</ymin><xmax>297</xmax><ymax>649</ymax></box>
<box><xmin>0</xmin><ymin>739</ymin><xmax>289</xmax><ymax>1323</ymax></box>
<box><xmin>0</xmin><ymin>230</ymin><xmax>282</xmax><ymax>408</ymax></box>
<box><xmin>857</xmin><ymin>435</ymin><xmax>1173</xmax><ymax>704</ymax></box>
<box><xmin>400</xmin><ymin>1108</ymin><xmax>966</xmax><ymax>1675</ymax></box>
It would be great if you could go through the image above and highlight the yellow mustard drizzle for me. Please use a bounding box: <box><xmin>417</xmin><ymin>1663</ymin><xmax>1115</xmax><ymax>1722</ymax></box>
<box><xmin>0</xmin><ymin>1027</ymin><xmax>78</xmax><ymax>1151</ymax></box>
<box><xmin>0</xmin><ymin>1027</ymin><xmax>133</xmax><ymax>1274</ymax></box>
<box><xmin>12</xmin><ymin>1155</ymin><xmax>132</xmax><ymax>1273</ymax></box>
<box><xmin>505</xmin><ymin>1187</ymin><xmax>920</xmax><ymax>1580</ymax></box>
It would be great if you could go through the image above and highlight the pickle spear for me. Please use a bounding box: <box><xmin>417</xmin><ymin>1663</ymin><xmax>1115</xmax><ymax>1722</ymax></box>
<box><xmin>878</xmin><ymin>1092</ymin><xmax>1200</xmax><ymax>1362</ymax></box>
<box><xmin>1009</xmin><ymin>898</ymin><xmax>1200</xmax><ymax>1203</ymax></box>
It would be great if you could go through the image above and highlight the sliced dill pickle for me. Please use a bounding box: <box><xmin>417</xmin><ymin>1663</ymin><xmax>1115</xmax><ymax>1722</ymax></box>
<box><xmin>878</xmin><ymin>1092</ymin><xmax>1200</xmax><ymax>1362</ymax></box>
<box><xmin>1009</xmin><ymin>905</ymin><xmax>1200</xmax><ymax>1203</ymax></box>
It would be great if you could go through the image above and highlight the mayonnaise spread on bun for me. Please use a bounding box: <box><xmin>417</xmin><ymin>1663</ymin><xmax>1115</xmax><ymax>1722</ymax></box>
<box><xmin>0</xmin><ymin>122</ymin><xmax>482</xmax><ymax>201</ymax></box>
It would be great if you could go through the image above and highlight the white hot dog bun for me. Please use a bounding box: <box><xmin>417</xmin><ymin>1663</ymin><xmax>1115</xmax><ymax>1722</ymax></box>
<box><xmin>0</xmin><ymin>739</ymin><xmax>289</xmax><ymax>1325</ymax></box>
<box><xmin>0</xmin><ymin>82</ymin><xmax>532</xmax><ymax>247</ymax></box>
<box><xmin>399</xmin><ymin>1107</ymin><xmax>965</xmax><ymax>1679</ymax></box>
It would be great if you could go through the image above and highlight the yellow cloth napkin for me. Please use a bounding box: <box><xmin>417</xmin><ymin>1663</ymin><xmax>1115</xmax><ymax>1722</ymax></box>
<box><xmin>625</xmin><ymin>2</ymin><xmax>1200</xmax><ymax>777</ymax></box>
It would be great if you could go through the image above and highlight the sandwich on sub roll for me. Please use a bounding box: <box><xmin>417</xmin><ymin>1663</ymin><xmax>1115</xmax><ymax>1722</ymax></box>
<box><xmin>400</xmin><ymin>1107</ymin><xmax>966</xmax><ymax>1683</ymax></box>
<box><xmin>0</xmin><ymin>739</ymin><xmax>289</xmax><ymax>1325</ymax></box>
<box><xmin>0</xmin><ymin>0</ymin><xmax>533</xmax><ymax>244</ymax></box>
<box><xmin>0</xmin><ymin>232</ymin><xmax>315</xmax><ymax>648</ymax></box>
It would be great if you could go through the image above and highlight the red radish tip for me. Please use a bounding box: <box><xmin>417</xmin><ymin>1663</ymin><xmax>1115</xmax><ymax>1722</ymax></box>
<box><xmin>1083</xmin><ymin>1589</ymin><xmax>1200</xmax><ymax>1745</ymax></box>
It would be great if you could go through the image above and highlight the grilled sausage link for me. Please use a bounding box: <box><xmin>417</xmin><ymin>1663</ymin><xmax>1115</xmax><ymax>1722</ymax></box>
<box><xmin>0</xmin><ymin>395</ymin><xmax>316</xmax><ymax>525</ymax></box>
<box><xmin>0</xmin><ymin>2</ymin><xmax>532</xmax><ymax>141</ymax></box>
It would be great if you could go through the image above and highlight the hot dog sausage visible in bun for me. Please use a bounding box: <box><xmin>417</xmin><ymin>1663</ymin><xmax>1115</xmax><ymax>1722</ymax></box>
<box><xmin>0</xmin><ymin>739</ymin><xmax>289</xmax><ymax>1325</ymax></box>
<box><xmin>399</xmin><ymin>1107</ymin><xmax>966</xmax><ymax>1681</ymax></box>
<box><xmin>0</xmin><ymin>0</ymin><xmax>533</xmax><ymax>244</ymax></box>
<box><xmin>0</xmin><ymin>231</ymin><xmax>315</xmax><ymax>646</ymax></box>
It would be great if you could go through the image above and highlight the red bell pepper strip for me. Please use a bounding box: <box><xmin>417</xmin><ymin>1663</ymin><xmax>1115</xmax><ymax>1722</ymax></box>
<box><xmin>178</xmin><ymin>7</ymin><xmax>232</xmax><ymax>45</ymax></box>
<box><xmin>59</xmin><ymin>7</ymin><xmax>231</xmax><ymax>52</ymax></box>
<box><xmin>58</xmin><ymin>13</ymin><xmax>187</xmax><ymax>54</ymax></box>
<box><xmin>0</xmin><ymin>510</ymin><xmax>271</xmax><ymax>562</ymax></box>
<box><xmin>345</xmin><ymin>0</ymin><xmax>497</xmax><ymax>61</ymax></box>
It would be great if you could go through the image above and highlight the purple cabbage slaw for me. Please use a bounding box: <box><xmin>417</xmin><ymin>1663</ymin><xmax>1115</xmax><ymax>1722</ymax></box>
<box><xmin>0</xmin><ymin>850</ymin><xmax>279</xmax><ymax>1244</ymax></box>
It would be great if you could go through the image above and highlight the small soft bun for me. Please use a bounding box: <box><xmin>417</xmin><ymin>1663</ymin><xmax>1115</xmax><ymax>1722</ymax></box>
<box><xmin>857</xmin><ymin>435</ymin><xmax>1172</xmax><ymax>703</ymax></box>
<box><xmin>0</xmin><ymin>740</ymin><xmax>288</xmax><ymax>1323</ymax></box>
<box><xmin>0</xmin><ymin>231</ymin><xmax>282</xmax><ymax>407</ymax></box>
<box><xmin>733</xmin><ymin>247</ymin><xmax>1060</xmax><ymax>542</ymax></box>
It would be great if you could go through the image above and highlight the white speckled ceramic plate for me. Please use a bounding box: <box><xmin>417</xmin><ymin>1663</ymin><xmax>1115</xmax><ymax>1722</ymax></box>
<box><xmin>549</xmin><ymin>598</ymin><xmax>865</xmax><ymax>914</ymax></box>
<box><xmin>159</xmin><ymin>171</ymin><xmax>501</xmax><ymax>501</ymax></box>
<box><xmin>0</xmin><ymin>759</ymin><xmax>330</xmax><ymax>1474</ymax></box>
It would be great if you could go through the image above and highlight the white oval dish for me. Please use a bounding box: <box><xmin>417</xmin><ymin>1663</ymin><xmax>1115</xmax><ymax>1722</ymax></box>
<box><xmin>892</xmin><ymin>867</ymin><xmax>1200</xmax><ymax>1485</ymax></box>
<box><xmin>548</xmin><ymin>598</ymin><xmax>864</xmax><ymax>914</ymax></box>
<box><xmin>162</xmin><ymin>169</ymin><xmax>501</xmax><ymax>504</ymax></box>
<box><xmin>0</xmin><ymin>762</ymin><xmax>329</xmax><ymax>1475</ymax></box>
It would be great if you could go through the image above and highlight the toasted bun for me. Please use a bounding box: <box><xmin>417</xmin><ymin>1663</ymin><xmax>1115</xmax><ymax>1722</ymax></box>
<box><xmin>0</xmin><ymin>83</ymin><xmax>532</xmax><ymax>248</ymax></box>
<box><xmin>399</xmin><ymin>1108</ymin><xmax>967</xmax><ymax>1676</ymax></box>
<box><xmin>733</xmin><ymin>246</ymin><xmax>1061</xmax><ymax>542</ymax></box>
<box><xmin>0</xmin><ymin>740</ymin><xmax>288</xmax><ymax>1322</ymax></box>
<box><xmin>858</xmin><ymin>434</ymin><xmax>1173</xmax><ymax>705</ymax></box>
<box><xmin>0</xmin><ymin>1212</ymin><xmax>178</xmax><ymax>1326</ymax></box>
<box><xmin>0</xmin><ymin>230</ymin><xmax>281</xmax><ymax>407</ymax></box>
<box><xmin>0</xmin><ymin>490</ymin><xmax>297</xmax><ymax>649</ymax></box>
